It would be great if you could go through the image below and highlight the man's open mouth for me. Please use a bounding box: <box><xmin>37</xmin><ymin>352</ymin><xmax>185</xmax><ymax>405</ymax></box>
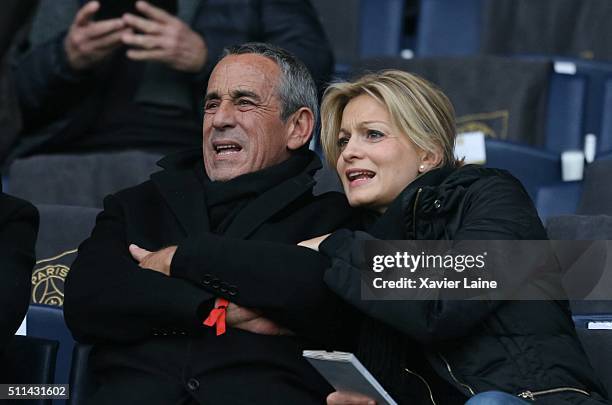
<box><xmin>213</xmin><ymin>142</ymin><xmax>243</xmax><ymax>155</ymax></box>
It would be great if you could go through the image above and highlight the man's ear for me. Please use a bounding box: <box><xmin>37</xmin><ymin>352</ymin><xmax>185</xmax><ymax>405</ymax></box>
<box><xmin>285</xmin><ymin>107</ymin><xmax>315</xmax><ymax>151</ymax></box>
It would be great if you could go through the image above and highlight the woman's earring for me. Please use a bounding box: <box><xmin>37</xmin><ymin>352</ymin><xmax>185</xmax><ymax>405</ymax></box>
<box><xmin>419</xmin><ymin>164</ymin><xmax>426</xmax><ymax>172</ymax></box>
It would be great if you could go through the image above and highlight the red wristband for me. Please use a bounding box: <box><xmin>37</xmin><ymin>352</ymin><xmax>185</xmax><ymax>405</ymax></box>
<box><xmin>203</xmin><ymin>298</ymin><xmax>229</xmax><ymax>336</ymax></box>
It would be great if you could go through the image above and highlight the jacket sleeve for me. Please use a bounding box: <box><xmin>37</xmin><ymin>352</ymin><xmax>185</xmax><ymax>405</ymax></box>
<box><xmin>0</xmin><ymin>194</ymin><xmax>38</xmax><ymax>352</ymax></box>
<box><xmin>321</xmin><ymin>175</ymin><xmax>548</xmax><ymax>343</ymax></box>
<box><xmin>11</xmin><ymin>33</ymin><xmax>98</xmax><ymax>132</ymax></box>
<box><xmin>64</xmin><ymin>194</ymin><xmax>214</xmax><ymax>344</ymax></box>
<box><xmin>170</xmin><ymin>232</ymin><xmax>361</xmax><ymax>346</ymax></box>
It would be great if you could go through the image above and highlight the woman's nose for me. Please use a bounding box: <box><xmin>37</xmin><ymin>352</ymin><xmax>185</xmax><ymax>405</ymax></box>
<box><xmin>340</xmin><ymin>136</ymin><xmax>364</xmax><ymax>161</ymax></box>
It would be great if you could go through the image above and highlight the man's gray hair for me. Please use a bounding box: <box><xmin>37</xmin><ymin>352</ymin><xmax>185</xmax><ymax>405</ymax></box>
<box><xmin>222</xmin><ymin>43</ymin><xmax>319</xmax><ymax>130</ymax></box>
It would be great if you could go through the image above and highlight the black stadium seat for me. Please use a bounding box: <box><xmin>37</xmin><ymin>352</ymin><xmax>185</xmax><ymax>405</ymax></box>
<box><xmin>67</xmin><ymin>344</ymin><xmax>94</xmax><ymax>405</ymax></box>
<box><xmin>0</xmin><ymin>335</ymin><xmax>59</xmax><ymax>405</ymax></box>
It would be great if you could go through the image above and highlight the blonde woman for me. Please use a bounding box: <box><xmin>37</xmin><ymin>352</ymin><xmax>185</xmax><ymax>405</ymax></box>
<box><xmin>298</xmin><ymin>70</ymin><xmax>606</xmax><ymax>405</ymax></box>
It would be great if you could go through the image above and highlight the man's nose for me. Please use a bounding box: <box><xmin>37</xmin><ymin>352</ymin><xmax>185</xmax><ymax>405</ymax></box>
<box><xmin>211</xmin><ymin>100</ymin><xmax>237</xmax><ymax>130</ymax></box>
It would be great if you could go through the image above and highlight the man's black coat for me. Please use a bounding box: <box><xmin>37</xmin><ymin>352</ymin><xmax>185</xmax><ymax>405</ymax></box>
<box><xmin>64</xmin><ymin>150</ymin><xmax>356</xmax><ymax>404</ymax></box>
<box><xmin>0</xmin><ymin>190</ymin><xmax>38</xmax><ymax>353</ymax></box>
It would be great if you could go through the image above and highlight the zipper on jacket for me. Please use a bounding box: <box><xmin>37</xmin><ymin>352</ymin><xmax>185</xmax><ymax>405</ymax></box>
<box><xmin>412</xmin><ymin>188</ymin><xmax>423</xmax><ymax>237</ymax></box>
<box><xmin>439</xmin><ymin>354</ymin><xmax>476</xmax><ymax>397</ymax></box>
<box><xmin>404</xmin><ymin>368</ymin><xmax>437</xmax><ymax>405</ymax></box>
<box><xmin>517</xmin><ymin>387</ymin><xmax>591</xmax><ymax>401</ymax></box>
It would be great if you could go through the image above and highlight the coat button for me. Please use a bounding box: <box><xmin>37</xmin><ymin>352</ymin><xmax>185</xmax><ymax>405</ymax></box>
<box><xmin>202</xmin><ymin>274</ymin><xmax>212</xmax><ymax>285</ymax></box>
<box><xmin>433</xmin><ymin>200</ymin><xmax>441</xmax><ymax>209</ymax></box>
<box><xmin>228</xmin><ymin>285</ymin><xmax>238</xmax><ymax>296</ymax></box>
<box><xmin>186</xmin><ymin>378</ymin><xmax>200</xmax><ymax>391</ymax></box>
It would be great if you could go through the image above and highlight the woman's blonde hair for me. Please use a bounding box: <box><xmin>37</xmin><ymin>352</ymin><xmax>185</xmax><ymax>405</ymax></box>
<box><xmin>320</xmin><ymin>70</ymin><xmax>459</xmax><ymax>169</ymax></box>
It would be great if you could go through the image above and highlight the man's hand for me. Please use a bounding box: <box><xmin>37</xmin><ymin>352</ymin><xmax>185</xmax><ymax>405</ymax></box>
<box><xmin>327</xmin><ymin>391</ymin><xmax>377</xmax><ymax>405</ymax></box>
<box><xmin>129</xmin><ymin>244</ymin><xmax>177</xmax><ymax>276</ymax></box>
<box><xmin>64</xmin><ymin>1</ymin><xmax>128</xmax><ymax>70</ymax></box>
<box><xmin>227</xmin><ymin>302</ymin><xmax>293</xmax><ymax>336</ymax></box>
<box><xmin>298</xmin><ymin>233</ymin><xmax>331</xmax><ymax>252</ymax></box>
<box><xmin>121</xmin><ymin>1</ymin><xmax>207</xmax><ymax>72</ymax></box>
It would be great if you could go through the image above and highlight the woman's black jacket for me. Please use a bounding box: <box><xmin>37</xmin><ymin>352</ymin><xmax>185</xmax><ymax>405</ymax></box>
<box><xmin>321</xmin><ymin>165</ymin><xmax>607</xmax><ymax>405</ymax></box>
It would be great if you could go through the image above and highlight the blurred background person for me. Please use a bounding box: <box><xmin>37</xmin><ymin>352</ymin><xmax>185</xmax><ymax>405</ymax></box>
<box><xmin>6</xmin><ymin>0</ymin><xmax>333</xmax><ymax>163</ymax></box>
<box><xmin>0</xmin><ymin>0</ymin><xmax>38</xmax><ymax>162</ymax></box>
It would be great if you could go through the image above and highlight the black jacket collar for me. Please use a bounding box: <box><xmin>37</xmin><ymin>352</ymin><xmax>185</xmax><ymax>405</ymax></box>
<box><xmin>150</xmin><ymin>148</ymin><xmax>322</xmax><ymax>239</ymax></box>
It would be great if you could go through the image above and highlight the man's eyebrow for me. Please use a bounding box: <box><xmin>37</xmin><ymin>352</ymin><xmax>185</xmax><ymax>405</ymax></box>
<box><xmin>230</xmin><ymin>89</ymin><xmax>261</xmax><ymax>102</ymax></box>
<box><xmin>204</xmin><ymin>91</ymin><xmax>220</xmax><ymax>103</ymax></box>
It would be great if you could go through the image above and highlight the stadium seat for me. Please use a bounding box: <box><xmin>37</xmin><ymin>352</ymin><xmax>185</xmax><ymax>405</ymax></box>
<box><xmin>561</xmin><ymin>59</ymin><xmax>612</xmax><ymax>157</ymax></box>
<box><xmin>483</xmin><ymin>139</ymin><xmax>561</xmax><ymax>200</ymax></box>
<box><xmin>358</xmin><ymin>54</ymin><xmax>590</xmax><ymax>155</ymax></box>
<box><xmin>311</xmin><ymin>0</ymin><xmax>360</xmax><ymax>73</ymax></box>
<box><xmin>523</xmin><ymin>57</ymin><xmax>612</xmax><ymax>156</ymax></box>
<box><xmin>600</xmin><ymin>79</ymin><xmax>612</xmax><ymax>155</ymax></box>
<box><xmin>416</xmin><ymin>0</ymin><xmax>482</xmax><ymax>57</ymax></box>
<box><xmin>67</xmin><ymin>344</ymin><xmax>94</xmax><ymax>405</ymax></box>
<box><xmin>355</xmin><ymin>56</ymin><xmax>553</xmax><ymax>146</ymax></box>
<box><xmin>573</xmin><ymin>327</ymin><xmax>612</xmax><ymax>397</ymax></box>
<box><xmin>32</xmin><ymin>204</ymin><xmax>99</xmax><ymax>308</ymax></box>
<box><xmin>417</xmin><ymin>0</ymin><xmax>612</xmax><ymax>62</ymax></box>
<box><xmin>577</xmin><ymin>158</ymin><xmax>612</xmax><ymax>216</ymax></box>
<box><xmin>360</xmin><ymin>0</ymin><xmax>404</xmax><ymax>59</ymax></box>
<box><xmin>0</xmin><ymin>336</ymin><xmax>59</xmax><ymax>405</ymax></box>
<box><xmin>546</xmin><ymin>215</ymin><xmax>612</xmax><ymax>396</ymax></box>
<box><xmin>544</xmin><ymin>70</ymin><xmax>586</xmax><ymax>154</ymax></box>
<box><xmin>536</xmin><ymin>182</ymin><xmax>582</xmax><ymax>222</ymax></box>
<box><xmin>7</xmin><ymin>150</ymin><xmax>162</xmax><ymax>208</ymax></box>
<box><xmin>415</xmin><ymin>1</ymin><xmax>612</xmax><ymax>156</ymax></box>
<box><xmin>311</xmin><ymin>0</ymin><xmax>404</xmax><ymax>76</ymax></box>
<box><xmin>27</xmin><ymin>305</ymin><xmax>75</xmax><ymax>405</ymax></box>
<box><xmin>479</xmin><ymin>0</ymin><xmax>612</xmax><ymax>62</ymax></box>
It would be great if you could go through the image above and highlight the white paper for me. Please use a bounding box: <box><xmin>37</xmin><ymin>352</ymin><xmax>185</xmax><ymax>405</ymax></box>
<box><xmin>455</xmin><ymin>131</ymin><xmax>487</xmax><ymax>164</ymax></box>
<box><xmin>588</xmin><ymin>321</ymin><xmax>612</xmax><ymax>330</ymax></box>
<box><xmin>303</xmin><ymin>350</ymin><xmax>398</xmax><ymax>405</ymax></box>
<box><xmin>15</xmin><ymin>317</ymin><xmax>26</xmax><ymax>336</ymax></box>
<box><xmin>554</xmin><ymin>61</ymin><xmax>577</xmax><ymax>75</ymax></box>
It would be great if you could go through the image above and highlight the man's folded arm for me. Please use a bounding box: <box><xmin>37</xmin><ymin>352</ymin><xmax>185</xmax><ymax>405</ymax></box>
<box><xmin>64</xmin><ymin>195</ymin><xmax>214</xmax><ymax>344</ymax></box>
<box><xmin>171</xmin><ymin>232</ymin><xmax>360</xmax><ymax>343</ymax></box>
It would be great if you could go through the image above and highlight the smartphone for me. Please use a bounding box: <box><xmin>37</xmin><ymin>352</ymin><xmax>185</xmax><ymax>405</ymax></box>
<box><xmin>93</xmin><ymin>0</ymin><xmax>178</xmax><ymax>21</ymax></box>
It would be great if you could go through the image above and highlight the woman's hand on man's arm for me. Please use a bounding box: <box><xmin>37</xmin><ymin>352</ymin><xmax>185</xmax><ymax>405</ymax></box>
<box><xmin>327</xmin><ymin>391</ymin><xmax>376</xmax><ymax>405</ymax></box>
<box><xmin>298</xmin><ymin>233</ymin><xmax>331</xmax><ymax>251</ymax></box>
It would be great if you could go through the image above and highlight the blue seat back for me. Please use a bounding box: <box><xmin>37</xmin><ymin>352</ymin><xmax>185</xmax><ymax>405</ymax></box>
<box><xmin>600</xmin><ymin>79</ymin><xmax>612</xmax><ymax>155</ymax></box>
<box><xmin>312</xmin><ymin>0</ymin><xmax>404</xmax><ymax>76</ymax></box>
<box><xmin>360</xmin><ymin>0</ymin><xmax>404</xmax><ymax>58</ymax></box>
<box><xmin>416</xmin><ymin>0</ymin><xmax>482</xmax><ymax>57</ymax></box>
<box><xmin>27</xmin><ymin>304</ymin><xmax>74</xmax><ymax>404</ymax></box>
<box><xmin>484</xmin><ymin>139</ymin><xmax>561</xmax><ymax>200</ymax></box>
<box><xmin>545</xmin><ymin>72</ymin><xmax>586</xmax><ymax>153</ymax></box>
<box><xmin>536</xmin><ymin>182</ymin><xmax>582</xmax><ymax>222</ymax></box>
<box><xmin>67</xmin><ymin>344</ymin><xmax>94</xmax><ymax>405</ymax></box>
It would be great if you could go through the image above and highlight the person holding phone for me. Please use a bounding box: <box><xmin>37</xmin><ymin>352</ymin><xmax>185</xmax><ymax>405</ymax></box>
<box><xmin>8</xmin><ymin>0</ymin><xmax>333</xmax><ymax>162</ymax></box>
<box><xmin>65</xmin><ymin>1</ymin><xmax>206</xmax><ymax>73</ymax></box>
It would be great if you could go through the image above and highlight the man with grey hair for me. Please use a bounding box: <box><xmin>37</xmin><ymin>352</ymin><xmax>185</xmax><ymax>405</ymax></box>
<box><xmin>64</xmin><ymin>43</ymin><xmax>357</xmax><ymax>404</ymax></box>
